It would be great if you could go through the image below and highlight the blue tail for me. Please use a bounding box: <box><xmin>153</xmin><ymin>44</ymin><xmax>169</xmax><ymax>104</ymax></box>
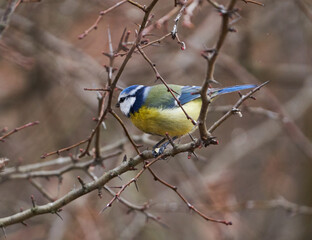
<box><xmin>212</xmin><ymin>84</ymin><xmax>257</xmax><ymax>97</ymax></box>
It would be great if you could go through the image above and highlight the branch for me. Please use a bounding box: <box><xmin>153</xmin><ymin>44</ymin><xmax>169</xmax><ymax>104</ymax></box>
<box><xmin>208</xmin><ymin>81</ymin><xmax>269</xmax><ymax>133</ymax></box>
<box><xmin>3</xmin><ymin>151</ymin><xmax>122</xmax><ymax>181</ymax></box>
<box><xmin>0</xmin><ymin>0</ymin><xmax>19</xmax><ymax>39</ymax></box>
<box><xmin>148</xmin><ymin>167</ymin><xmax>232</xmax><ymax>225</ymax></box>
<box><xmin>0</xmin><ymin>121</ymin><xmax>39</xmax><ymax>142</ymax></box>
<box><xmin>0</xmin><ymin>140</ymin><xmax>200</xmax><ymax>227</ymax></box>
<box><xmin>78</xmin><ymin>0</ymin><xmax>159</xmax><ymax>158</ymax></box>
<box><xmin>198</xmin><ymin>0</ymin><xmax>238</xmax><ymax>144</ymax></box>
<box><xmin>137</xmin><ymin>46</ymin><xmax>196</xmax><ymax>126</ymax></box>
<box><xmin>78</xmin><ymin>0</ymin><xmax>128</xmax><ymax>39</ymax></box>
<box><xmin>295</xmin><ymin>0</ymin><xmax>312</xmax><ymax>22</ymax></box>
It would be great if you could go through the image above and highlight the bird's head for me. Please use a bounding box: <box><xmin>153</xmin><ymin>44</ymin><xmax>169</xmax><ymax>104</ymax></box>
<box><xmin>116</xmin><ymin>85</ymin><xmax>148</xmax><ymax>117</ymax></box>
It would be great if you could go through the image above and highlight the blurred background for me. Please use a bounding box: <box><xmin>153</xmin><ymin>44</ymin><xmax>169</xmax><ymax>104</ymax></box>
<box><xmin>0</xmin><ymin>0</ymin><xmax>312</xmax><ymax>239</ymax></box>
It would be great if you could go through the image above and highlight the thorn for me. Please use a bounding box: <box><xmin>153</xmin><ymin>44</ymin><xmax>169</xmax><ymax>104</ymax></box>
<box><xmin>208</xmin><ymin>79</ymin><xmax>220</xmax><ymax>85</ymax></box>
<box><xmin>21</xmin><ymin>221</ymin><xmax>28</xmax><ymax>227</ymax></box>
<box><xmin>134</xmin><ymin>180</ymin><xmax>139</xmax><ymax>192</ymax></box>
<box><xmin>31</xmin><ymin>195</ymin><xmax>36</xmax><ymax>208</ymax></box>
<box><xmin>55</xmin><ymin>211</ymin><xmax>63</xmax><ymax>221</ymax></box>
<box><xmin>98</xmin><ymin>187</ymin><xmax>102</xmax><ymax>199</ymax></box>
<box><xmin>228</xmin><ymin>27</ymin><xmax>237</xmax><ymax>32</ymax></box>
<box><xmin>77</xmin><ymin>176</ymin><xmax>86</xmax><ymax>189</ymax></box>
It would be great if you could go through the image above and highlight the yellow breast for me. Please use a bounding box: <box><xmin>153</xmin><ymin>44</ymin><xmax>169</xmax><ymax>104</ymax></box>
<box><xmin>130</xmin><ymin>99</ymin><xmax>202</xmax><ymax>137</ymax></box>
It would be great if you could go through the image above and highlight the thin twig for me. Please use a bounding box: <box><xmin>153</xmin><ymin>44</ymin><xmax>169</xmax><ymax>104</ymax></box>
<box><xmin>78</xmin><ymin>0</ymin><xmax>128</xmax><ymax>39</ymax></box>
<box><xmin>0</xmin><ymin>121</ymin><xmax>39</xmax><ymax>142</ymax></box>
<box><xmin>295</xmin><ymin>0</ymin><xmax>312</xmax><ymax>22</ymax></box>
<box><xmin>208</xmin><ymin>81</ymin><xmax>269</xmax><ymax>133</ymax></box>
<box><xmin>29</xmin><ymin>178</ymin><xmax>55</xmax><ymax>202</ymax></box>
<box><xmin>0</xmin><ymin>0</ymin><xmax>19</xmax><ymax>39</ymax></box>
<box><xmin>137</xmin><ymin>46</ymin><xmax>197</xmax><ymax>126</ymax></box>
<box><xmin>241</xmin><ymin>0</ymin><xmax>264</xmax><ymax>7</ymax></box>
<box><xmin>147</xmin><ymin>167</ymin><xmax>232</xmax><ymax>225</ymax></box>
<box><xmin>79</xmin><ymin>0</ymin><xmax>159</xmax><ymax>158</ymax></box>
<box><xmin>198</xmin><ymin>0</ymin><xmax>238</xmax><ymax>144</ymax></box>
<box><xmin>109</xmin><ymin>110</ymin><xmax>141</xmax><ymax>155</ymax></box>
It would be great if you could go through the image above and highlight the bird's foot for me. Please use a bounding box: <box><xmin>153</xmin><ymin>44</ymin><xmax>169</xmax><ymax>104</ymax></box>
<box><xmin>152</xmin><ymin>145</ymin><xmax>167</xmax><ymax>158</ymax></box>
<box><xmin>152</xmin><ymin>136</ymin><xmax>178</xmax><ymax>158</ymax></box>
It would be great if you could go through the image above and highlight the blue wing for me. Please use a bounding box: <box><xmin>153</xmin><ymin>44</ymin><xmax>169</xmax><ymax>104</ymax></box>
<box><xmin>178</xmin><ymin>84</ymin><xmax>257</xmax><ymax>105</ymax></box>
<box><xmin>179</xmin><ymin>86</ymin><xmax>201</xmax><ymax>105</ymax></box>
<box><xmin>211</xmin><ymin>84</ymin><xmax>257</xmax><ymax>97</ymax></box>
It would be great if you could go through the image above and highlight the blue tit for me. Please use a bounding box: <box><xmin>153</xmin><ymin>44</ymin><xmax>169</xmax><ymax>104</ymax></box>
<box><xmin>116</xmin><ymin>84</ymin><xmax>256</xmax><ymax>138</ymax></box>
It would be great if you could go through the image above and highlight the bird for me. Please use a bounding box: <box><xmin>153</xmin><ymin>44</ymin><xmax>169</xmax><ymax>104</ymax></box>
<box><xmin>116</xmin><ymin>83</ymin><xmax>256</xmax><ymax>155</ymax></box>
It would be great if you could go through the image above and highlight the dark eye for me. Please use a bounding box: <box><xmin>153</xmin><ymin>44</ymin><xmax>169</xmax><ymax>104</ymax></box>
<box><xmin>119</xmin><ymin>97</ymin><xmax>126</xmax><ymax>103</ymax></box>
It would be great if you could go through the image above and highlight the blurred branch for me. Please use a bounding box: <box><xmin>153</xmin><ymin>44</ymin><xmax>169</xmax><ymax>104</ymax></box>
<box><xmin>210</xmin><ymin>105</ymin><xmax>286</xmax><ymax>121</ymax></box>
<box><xmin>29</xmin><ymin>178</ymin><xmax>55</xmax><ymax>202</ymax></box>
<box><xmin>203</xmin><ymin>79</ymin><xmax>312</xmax><ymax>182</ymax></box>
<box><xmin>219</xmin><ymin>54</ymin><xmax>312</xmax><ymax>160</ymax></box>
<box><xmin>295</xmin><ymin>0</ymin><xmax>312</xmax><ymax>22</ymax></box>
<box><xmin>0</xmin><ymin>158</ymin><xmax>9</xmax><ymax>172</ymax></box>
<box><xmin>0</xmin><ymin>0</ymin><xmax>19</xmax><ymax>39</ymax></box>
<box><xmin>1</xmin><ymin>135</ymin><xmax>152</xmax><ymax>182</ymax></box>
<box><xmin>2</xmin><ymin>151</ymin><xmax>122</xmax><ymax>181</ymax></box>
<box><xmin>241</xmin><ymin>0</ymin><xmax>264</xmax><ymax>6</ymax></box>
<box><xmin>219</xmin><ymin>196</ymin><xmax>312</xmax><ymax>215</ymax></box>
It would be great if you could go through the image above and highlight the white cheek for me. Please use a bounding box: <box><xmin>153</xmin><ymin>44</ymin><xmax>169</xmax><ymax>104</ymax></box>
<box><xmin>120</xmin><ymin>97</ymin><xmax>136</xmax><ymax>116</ymax></box>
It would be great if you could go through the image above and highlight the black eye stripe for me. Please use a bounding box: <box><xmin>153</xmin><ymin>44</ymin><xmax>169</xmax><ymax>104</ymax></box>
<box><xmin>119</xmin><ymin>95</ymin><xmax>136</xmax><ymax>103</ymax></box>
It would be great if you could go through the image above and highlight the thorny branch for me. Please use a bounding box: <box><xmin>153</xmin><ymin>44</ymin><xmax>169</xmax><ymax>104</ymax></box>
<box><xmin>0</xmin><ymin>0</ymin><xmax>19</xmax><ymax>39</ymax></box>
<box><xmin>137</xmin><ymin>46</ymin><xmax>197</xmax><ymax>125</ymax></box>
<box><xmin>0</xmin><ymin>0</ymin><xmax>276</xmax><ymax>231</ymax></box>
<box><xmin>0</xmin><ymin>139</ymin><xmax>201</xmax><ymax>227</ymax></box>
<box><xmin>198</xmin><ymin>0</ymin><xmax>239</xmax><ymax>145</ymax></box>
<box><xmin>147</xmin><ymin>167</ymin><xmax>232</xmax><ymax>225</ymax></box>
<box><xmin>43</xmin><ymin>0</ymin><xmax>159</xmax><ymax>159</ymax></box>
<box><xmin>208</xmin><ymin>81</ymin><xmax>269</xmax><ymax>133</ymax></box>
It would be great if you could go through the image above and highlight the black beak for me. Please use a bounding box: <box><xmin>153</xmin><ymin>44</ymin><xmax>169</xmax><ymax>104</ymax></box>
<box><xmin>116</xmin><ymin>102</ymin><xmax>120</xmax><ymax>108</ymax></box>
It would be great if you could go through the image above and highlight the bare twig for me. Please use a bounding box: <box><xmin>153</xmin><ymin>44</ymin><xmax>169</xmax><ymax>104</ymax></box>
<box><xmin>79</xmin><ymin>0</ymin><xmax>159</xmax><ymax>158</ymax></box>
<box><xmin>218</xmin><ymin>196</ymin><xmax>312</xmax><ymax>215</ymax></box>
<box><xmin>241</xmin><ymin>0</ymin><xmax>264</xmax><ymax>6</ymax></box>
<box><xmin>0</xmin><ymin>121</ymin><xmax>39</xmax><ymax>142</ymax></box>
<box><xmin>295</xmin><ymin>0</ymin><xmax>312</xmax><ymax>22</ymax></box>
<box><xmin>147</xmin><ymin>167</ymin><xmax>232</xmax><ymax>225</ymax></box>
<box><xmin>198</xmin><ymin>0</ymin><xmax>238</xmax><ymax>145</ymax></box>
<box><xmin>208</xmin><ymin>81</ymin><xmax>269</xmax><ymax>133</ymax></box>
<box><xmin>109</xmin><ymin>110</ymin><xmax>141</xmax><ymax>155</ymax></box>
<box><xmin>78</xmin><ymin>0</ymin><xmax>128</xmax><ymax>39</ymax></box>
<box><xmin>0</xmin><ymin>158</ymin><xmax>9</xmax><ymax>172</ymax></box>
<box><xmin>6</xmin><ymin>151</ymin><xmax>122</xmax><ymax>180</ymax></box>
<box><xmin>137</xmin><ymin>46</ymin><xmax>197</xmax><ymax>126</ymax></box>
<box><xmin>29</xmin><ymin>178</ymin><xmax>55</xmax><ymax>202</ymax></box>
<box><xmin>0</xmin><ymin>0</ymin><xmax>19</xmax><ymax>39</ymax></box>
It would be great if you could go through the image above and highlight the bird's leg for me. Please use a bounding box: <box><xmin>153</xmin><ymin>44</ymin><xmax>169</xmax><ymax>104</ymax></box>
<box><xmin>152</xmin><ymin>138</ymin><xmax>166</xmax><ymax>157</ymax></box>
<box><xmin>152</xmin><ymin>136</ymin><xmax>178</xmax><ymax>157</ymax></box>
